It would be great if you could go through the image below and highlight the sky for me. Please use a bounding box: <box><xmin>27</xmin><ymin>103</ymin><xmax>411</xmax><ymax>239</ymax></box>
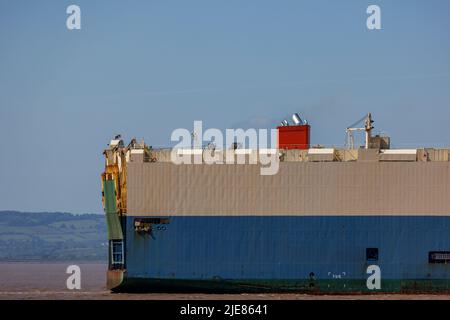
<box><xmin>1</xmin><ymin>0</ymin><xmax>450</xmax><ymax>214</ymax></box>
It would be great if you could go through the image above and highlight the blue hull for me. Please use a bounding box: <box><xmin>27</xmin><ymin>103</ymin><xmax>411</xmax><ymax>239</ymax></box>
<box><xmin>115</xmin><ymin>216</ymin><xmax>450</xmax><ymax>293</ymax></box>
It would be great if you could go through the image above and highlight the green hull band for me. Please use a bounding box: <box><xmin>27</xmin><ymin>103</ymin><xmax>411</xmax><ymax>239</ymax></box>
<box><xmin>111</xmin><ymin>277</ymin><xmax>450</xmax><ymax>294</ymax></box>
<box><xmin>104</xmin><ymin>180</ymin><xmax>123</xmax><ymax>240</ymax></box>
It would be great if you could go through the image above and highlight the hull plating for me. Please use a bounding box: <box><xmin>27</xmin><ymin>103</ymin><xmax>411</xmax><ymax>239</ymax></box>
<box><xmin>113</xmin><ymin>216</ymin><xmax>450</xmax><ymax>293</ymax></box>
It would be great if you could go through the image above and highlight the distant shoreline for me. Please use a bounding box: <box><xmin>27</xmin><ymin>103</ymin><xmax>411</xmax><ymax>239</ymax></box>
<box><xmin>0</xmin><ymin>211</ymin><xmax>107</xmax><ymax>261</ymax></box>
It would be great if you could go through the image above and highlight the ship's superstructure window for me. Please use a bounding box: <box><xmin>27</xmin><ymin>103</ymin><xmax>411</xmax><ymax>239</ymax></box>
<box><xmin>429</xmin><ymin>251</ymin><xmax>450</xmax><ymax>264</ymax></box>
<box><xmin>111</xmin><ymin>240</ymin><xmax>124</xmax><ymax>265</ymax></box>
<box><xmin>366</xmin><ymin>248</ymin><xmax>379</xmax><ymax>261</ymax></box>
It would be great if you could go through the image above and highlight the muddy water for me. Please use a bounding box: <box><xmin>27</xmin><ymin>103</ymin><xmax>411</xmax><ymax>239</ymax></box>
<box><xmin>1</xmin><ymin>262</ymin><xmax>450</xmax><ymax>300</ymax></box>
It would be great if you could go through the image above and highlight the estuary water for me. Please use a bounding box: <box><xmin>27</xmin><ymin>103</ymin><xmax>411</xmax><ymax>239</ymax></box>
<box><xmin>1</xmin><ymin>262</ymin><xmax>450</xmax><ymax>300</ymax></box>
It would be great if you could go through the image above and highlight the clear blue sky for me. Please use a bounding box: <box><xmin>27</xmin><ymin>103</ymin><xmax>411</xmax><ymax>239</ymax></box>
<box><xmin>1</xmin><ymin>0</ymin><xmax>450</xmax><ymax>213</ymax></box>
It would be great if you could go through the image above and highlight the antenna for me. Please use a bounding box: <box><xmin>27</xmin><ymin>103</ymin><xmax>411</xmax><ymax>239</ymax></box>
<box><xmin>191</xmin><ymin>131</ymin><xmax>198</xmax><ymax>149</ymax></box>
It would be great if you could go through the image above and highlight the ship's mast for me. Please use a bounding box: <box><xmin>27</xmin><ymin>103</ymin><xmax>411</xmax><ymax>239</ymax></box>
<box><xmin>346</xmin><ymin>113</ymin><xmax>374</xmax><ymax>149</ymax></box>
<box><xmin>364</xmin><ymin>113</ymin><xmax>374</xmax><ymax>149</ymax></box>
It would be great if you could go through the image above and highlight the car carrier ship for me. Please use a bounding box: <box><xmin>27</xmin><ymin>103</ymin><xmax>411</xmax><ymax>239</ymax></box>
<box><xmin>101</xmin><ymin>113</ymin><xmax>450</xmax><ymax>293</ymax></box>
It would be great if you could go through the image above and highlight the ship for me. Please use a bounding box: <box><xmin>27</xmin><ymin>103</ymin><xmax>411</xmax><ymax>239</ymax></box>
<box><xmin>101</xmin><ymin>113</ymin><xmax>450</xmax><ymax>293</ymax></box>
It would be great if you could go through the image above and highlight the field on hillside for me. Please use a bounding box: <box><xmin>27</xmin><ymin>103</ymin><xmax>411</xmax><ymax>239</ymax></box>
<box><xmin>0</xmin><ymin>211</ymin><xmax>107</xmax><ymax>261</ymax></box>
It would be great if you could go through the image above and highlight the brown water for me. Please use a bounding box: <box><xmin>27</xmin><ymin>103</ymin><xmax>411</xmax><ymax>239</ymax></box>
<box><xmin>1</xmin><ymin>262</ymin><xmax>450</xmax><ymax>300</ymax></box>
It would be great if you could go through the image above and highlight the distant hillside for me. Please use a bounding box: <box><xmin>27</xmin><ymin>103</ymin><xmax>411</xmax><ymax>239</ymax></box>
<box><xmin>0</xmin><ymin>211</ymin><xmax>107</xmax><ymax>261</ymax></box>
